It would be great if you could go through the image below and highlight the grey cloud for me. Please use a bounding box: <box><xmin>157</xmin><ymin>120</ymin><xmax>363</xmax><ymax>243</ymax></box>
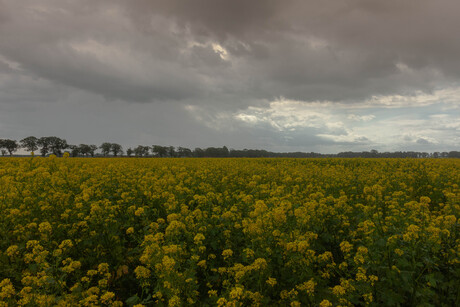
<box><xmin>124</xmin><ymin>0</ymin><xmax>460</xmax><ymax>101</ymax></box>
<box><xmin>125</xmin><ymin>0</ymin><xmax>285</xmax><ymax>41</ymax></box>
<box><xmin>0</xmin><ymin>2</ymin><xmax>208</xmax><ymax>102</ymax></box>
<box><xmin>0</xmin><ymin>62</ymin><xmax>11</xmax><ymax>73</ymax></box>
<box><xmin>403</xmin><ymin>135</ymin><xmax>414</xmax><ymax>142</ymax></box>
<box><xmin>416</xmin><ymin>138</ymin><xmax>432</xmax><ymax>145</ymax></box>
<box><xmin>2</xmin><ymin>0</ymin><xmax>460</xmax><ymax>104</ymax></box>
<box><xmin>0</xmin><ymin>0</ymin><xmax>459</xmax><ymax>153</ymax></box>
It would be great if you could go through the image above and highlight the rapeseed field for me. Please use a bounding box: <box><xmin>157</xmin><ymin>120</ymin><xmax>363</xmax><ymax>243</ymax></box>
<box><xmin>0</xmin><ymin>157</ymin><xmax>458</xmax><ymax>306</ymax></box>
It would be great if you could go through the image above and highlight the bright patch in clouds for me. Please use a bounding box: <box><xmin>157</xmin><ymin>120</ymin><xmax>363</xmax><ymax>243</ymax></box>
<box><xmin>229</xmin><ymin>90</ymin><xmax>460</xmax><ymax>151</ymax></box>
<box><xmin>211</xmin><ymin>43</ymin><xmax>229</xmax><ymax>60</ymax></box>
<box><xmin>363</xmin><ymin>87</ymin><xmax>460</xmax><ymax>108</ymax></box>
<box><xmin>348</xmin><ymin>114</ymin><xmax>375</xmax><ymax>121</ymax></box>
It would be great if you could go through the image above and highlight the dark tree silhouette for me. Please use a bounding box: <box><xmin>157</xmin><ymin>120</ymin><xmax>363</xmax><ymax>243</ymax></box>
<box><xmin>49</xmin><ymin>137</ymin><xmax>68</xmax><ymax>156</ymax></box>
<box><xmin>37</xmin><ymin>136</ymin><xmax>68</xmax><ymax>156</ymax></box>
<box><xmin>134</xmin><ymin>145</ymin><xmax>150</xmax><ymax>157</ymax></box>
<box><xmin>152</xmin><ymin>145</ymin><xmax>168</xmax><ymax>157</ymax></box>
<box><xmin>0</xmin><ymin>139</ymin><xmax>18</xmax><ymax>156</ymax></box>
<box><xmin>89</xmin><ymin>145</ymin><xmax>98</xmax><ymax>157</ymax></box>
<box><xmin>111</xmin><ymin>143</ymin><xmax>123</xmax><ymax>157</ymax></box>
<box><xmin>177</xmin><ymin>147</ymin><xmax>192</xmax><ymax>157</ymax></box>
<box><xmin>69</xmin><ymin>145</ymin><xmax>80</xmax><ymax>157</ymax></box>
<box><xmin>37</xmin><ymin>137</ymin><xmax>51</xmax><ymax>156</ymax></box>
<box><xmin>100</xmin><ymin>142</ymin><xmax>112</xmax><ymax>156</ymax></box>
<box><xmin>78</xmin><ymin>144</ymin><xmax>92</xmax><ymax>156</ymax></box>
<box><xmin>0</xmin><ymin>135</ymin><xmax>459</xmax><ymax>159</ymax></box>
<box><xmin>20</xmin><ymin>136</ymin><xmax>39</xmax><ymax>153</ymax></box>
<box><xmin>167</xmin><ymin>146</ymin><xmax>176</xmax><ymax>157</ymax></box>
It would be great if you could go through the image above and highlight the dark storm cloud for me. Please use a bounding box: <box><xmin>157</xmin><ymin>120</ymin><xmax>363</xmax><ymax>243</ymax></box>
<box><xmin>1</xmin><ymin>0</ymin><xmax>460</xmax><ymax>104</ymax></box>
<box><xmin>0</xmin><ymin>0</ymin><xmax>459</xmax><ymax>153</ymax></box>
<box><xmin>123</xmin><ymin>0</ymin><xmax>460</xmax><ymax>101</ymax></box>
<box><xmin>0</xmin><ymin>60</ymin><xmax>11</xmax><ymax>73</ymax></box>
<box><xmin>124</xmin><ymin>0</ymin><xmax>284</xmax><ymax>40</ymax></box>
<box><xmin>0</xmin><ymin>1</ymin><xmax>212</xmax><ymax>102</ymax></box>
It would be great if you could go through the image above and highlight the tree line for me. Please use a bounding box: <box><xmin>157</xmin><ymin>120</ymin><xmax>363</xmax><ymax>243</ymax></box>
<box><xmin>0</xmin><ymin>136</ymin><xmax>459</xmax><ymax>158</ymax></box>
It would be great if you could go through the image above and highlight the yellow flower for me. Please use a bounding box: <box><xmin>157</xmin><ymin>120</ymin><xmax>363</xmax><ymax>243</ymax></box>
<box><xmin>38</xmin><ymin>221</ymin><xmax>52</xmax><ymax>234</ymax></box>
<box><xmin>340</xmin><ymin>241</ymin><xmax>353</xmax><ymax>254</ymax></box>
<box><xmin>134</xmin><ymin>266</ymin><xmax>151</xmax><ymax>279</ymax></box>
<box><xmin>354</xmin><ymin>246</ymin><xmax>369</xmax><ymax>265</ymax></box>
<box><xmin>363</xmin><ymin>292</ymin><xmax>373</xmax><ymax>302</ymax></box>
<box><xmin>251</xmin><ymin>258</ymin><xmax>267</xmax><ymax>270</ymax></box>
<box><xmin>194</xmin><ymin>233</ymin><xmax>205</xmax><ymax>244</ymax></box>
<box><xmin>135</xmin><ymin>207</ymin><xmax>144</xmax><ymax>216</ymax></box>
<box><xmin>59</xmin><ymin>239</ymin><xmax>74</xmax><ymax>249</ymax></box>
<box><xmin>162</xmin><ymin>255</ymin><xmax>176</xmax><ymax>270</ymax></box>
<box><xmin>420</xmin><ymin>196</ymin><xmax>431</xmax><ymax>204</ymax></box>
<box><xmin>100</xmin><ymin>291</ymin><xmax>115</xmax><ymax>304</ymax></box>
<box><xmin>332</xmin><ymin>286</ymin><xmax>345</xmax><ymax>296</ymax></box>
<box><xmin>339</xmin><ymin>262</ymin><xmax>348</xmax><ymax>270</ymax></box>
<box><xmin>266</xmin><ymin>277</ymin><xmax>277</xmax><ymax>287</ymax></box>
<box><xmin>165</xmin><ymin>220</ymin><xmax>186</xmax><ymax>237</ymax></box>
<box><xmin>318</xmin><ymin>251</ymin><xmax>333</xmax><ymax>262</ymax></box>
<box><xmin>168</xmin><ymin>295</ymin><xmax>181</xmax><ymax>307</ymax></box>
<box><xmin>319</xmin><ymin>299</ymin><xmax>333</xmax><ymax>307</ymax></box>
<box><xmin>296</xmin><ymin>279</ymin><xmax>315</xmax><ymax>295</ymax></box>
<box><xmin>0</xmin><ymin>279</ymin><xmax>15</xmax><ymax>299</ymax></box>
<box><xmin>81</xmin><ymin>277</ymin><xmax>90</xmax><ymax>283</ymax></box>
<box><xmin>6</xmin><ymin>245</ymin><xmax>19</xmax><ymax>257</ymax></box>
<box><xmin>230</xmin><ymin>286</ymin><xmax>244</xmax><ymax>300</ymax></box>
<box><xmin>403</xmin><ymin>224</ymin><xmax>421</xmax><ymax>241</ymax></box>
<box><xmin>87</xmin><ymin>270</ymin><xmax>98</xmax><ymax>277</ymax></box>
<box><xmin>222</xmin><ymin>249</ymin><xmax>233</xmax><ymax>260</ymax></box>
<box><xmin>126</xmin><ymin>227</ymin><xmax>134</xmax><ymax>235</ymax></box>
<box><xmin>62</xmin><ymin>260</ymin><xmax>81</xmax><ymax>273</ymax></box>
<box><xmin>98</xmin><ymin>263</ymin><xmax>110</xmax><ymax>274</ymax></box>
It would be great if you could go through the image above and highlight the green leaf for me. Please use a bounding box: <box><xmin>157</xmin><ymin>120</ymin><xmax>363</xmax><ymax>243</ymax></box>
<box><xmin>125</xmin><ymin>295</ymin><xmax>141</xmax><ymax>306</ymax></box>
<box><xmin>426</xmin><ymin>273</ymin><xmax>437</xmax><ymax>287</ymax></box>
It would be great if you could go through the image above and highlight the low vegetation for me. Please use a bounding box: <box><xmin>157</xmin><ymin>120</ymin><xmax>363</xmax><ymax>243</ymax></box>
<box><xmin>0</xmin><ymin>157</ymin><xmax>459</xmax><ymax>306</ymax></box>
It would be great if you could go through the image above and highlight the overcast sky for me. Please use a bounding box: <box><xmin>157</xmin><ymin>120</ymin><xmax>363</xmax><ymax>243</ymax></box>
<box><xmin>1</xmin><ymin>0</ymin><xmax>459</xmax><ymax>153</ymax></box>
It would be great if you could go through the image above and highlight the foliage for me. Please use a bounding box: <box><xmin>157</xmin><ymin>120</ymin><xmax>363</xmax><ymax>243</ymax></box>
<box><xmin>100</xmin><ymin>143</ymin><xmax>112</xmax><ymax>156</ymax></box>
<box><xmin>0</xmin><ymin>139</ymin><xmax>18</xmax><ymax>156</ymax></box>
<box><xmin>37</xmin><ymin>136</ymin><xmax>68</xmax><ymax>157</ymax></box>
<box><xmin>133</xmin><ymin>146</ymin><xmax>150</xmax><ymax>157</ymax></box>
<box><xmin>152</xmin><ymin>145</ymin><xmax>168</xmax><ymax>157</ymax></box>
<box><xmin>19</xmin><ymin>137</ymin><xmax>39</xmax><ymax>153</ymax></box>
<box><xmin>111</xmin><ymin>144</ymin><xmax>123</xmax><ymax>157</ymax></box>
<box><xmin>0</xmin><ymin>158</ymin><xmax>458</xmax><ymax>306</ymax></box>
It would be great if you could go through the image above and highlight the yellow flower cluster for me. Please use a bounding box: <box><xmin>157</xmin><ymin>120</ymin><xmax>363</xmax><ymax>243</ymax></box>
<box><xmin>0</xmin><ymin>157</ymin><xmax>458</xmax><ymax>305</ymax></box>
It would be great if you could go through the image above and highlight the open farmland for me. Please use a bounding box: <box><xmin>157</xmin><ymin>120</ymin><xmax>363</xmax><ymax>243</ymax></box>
<box><xmin>0</xmin><ymin>157</ymin><xmax>459</xmax><ymax>306</ymax></box>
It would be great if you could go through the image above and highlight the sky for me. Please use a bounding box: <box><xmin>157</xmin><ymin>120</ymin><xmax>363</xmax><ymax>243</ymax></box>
<box><xmin>0</xmin><ymin>0</ymin><xmax>459</xmax><ymax>154</ymax></box>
